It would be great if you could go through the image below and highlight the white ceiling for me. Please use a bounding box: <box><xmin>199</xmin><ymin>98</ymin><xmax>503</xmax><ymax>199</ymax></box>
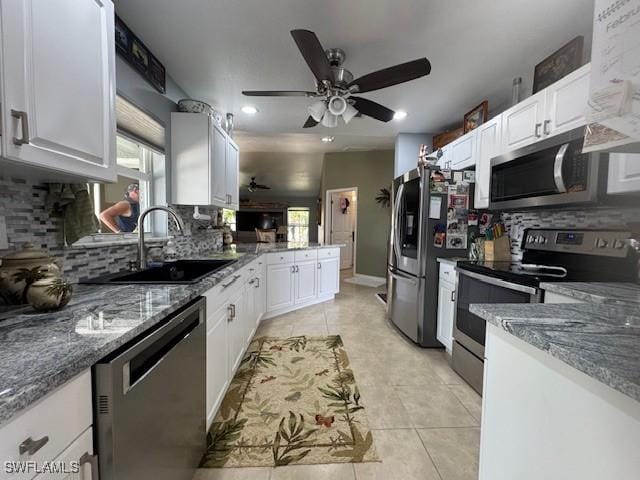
<box><xmin>114</xmin><ymin>0</ymin><xmax>595</xmax><ymax>195</ymax></box>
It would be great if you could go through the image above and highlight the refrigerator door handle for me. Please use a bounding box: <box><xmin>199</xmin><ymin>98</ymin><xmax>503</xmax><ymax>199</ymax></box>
<box><xmin>388</xmin><ymin>268</ymin><xmax>418</xmax><ymax>285</ymax></box>
<box><xmin>392</xmin><ymin>183</ymin><xmax>405</xmax><ymax>263</ymax></box>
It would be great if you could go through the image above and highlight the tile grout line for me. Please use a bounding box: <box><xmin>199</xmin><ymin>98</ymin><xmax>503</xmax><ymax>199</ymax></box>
<box><xmin>415</xmin><ymin>427</ymin><xmax>445</xmax><ymax>480</ymax></box>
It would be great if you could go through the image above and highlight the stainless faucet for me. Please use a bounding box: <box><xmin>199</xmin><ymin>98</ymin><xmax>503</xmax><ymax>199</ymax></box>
<box><xmin>137</xmin><ymin>206</ymin><xmax>186</xmax><ymax>269</ymax></box>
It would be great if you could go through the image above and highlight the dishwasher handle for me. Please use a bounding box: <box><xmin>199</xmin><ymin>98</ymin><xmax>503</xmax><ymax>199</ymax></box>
<box><xmin>116</xmin><ymin>298</ymin><xmax>205</xmax><ymax>394</ymax></box>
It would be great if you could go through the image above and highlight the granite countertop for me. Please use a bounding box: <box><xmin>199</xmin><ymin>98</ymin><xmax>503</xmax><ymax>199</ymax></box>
<box><xmin>470</xmin><ymin>302</ymin><xmax>640</xmax><ymax>402</ymax></box>
<box><xmin>0</xmin><ymin>243</ymin><xmax>339</xmax><ymax>426</ymax></box>
<box><xmin>540</xmin><ymin>282</ymin><xmax>640</xmax><ymax>306</ymax></box>
<box><xmin>436</xmin><ymin>257</ymin><xmax>470</xmax><ymax>265</ymax></box>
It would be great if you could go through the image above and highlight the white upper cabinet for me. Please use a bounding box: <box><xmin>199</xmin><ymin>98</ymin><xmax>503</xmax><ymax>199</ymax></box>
<box><xmin>544</xmin><ymin>63</ymin><xmax>590</xmax><ymax>137</ymax></box>
<box><xmin>450</xmin><ymin>129</ymin><xmax>477</xmax><ymax>169</ymax></box>
<box><xmin>501</xmin><ymin>63</ymin><xmax>591</xmax><ymax>152</ymax></box>
<box><xmin>474</xmin><ymin>115</ymin><xmax>502</xmax><ymax>209</ymax></box>
<box><xmin>501</xmin><ymin>90</ymin><xmax>546</xmax><ymax>152</ymax></box>
<box><xmin>171</xmin><ymin>113</ymin><xmax>239</xmax><ymax>209</ymax></box>
<box><xmin>226</xmin><ymin>138</ymin><xmax>239</xmax><ymax>210</ymax></box>
<box><xmin>0</xmin><ymin>0</ymin><xmax>116</xmax><ymax>182</ymax></box>
<box><xmin>607</xmin><ymin>153</ymin><xmax>640</xmax><ymax>194</ymax></box>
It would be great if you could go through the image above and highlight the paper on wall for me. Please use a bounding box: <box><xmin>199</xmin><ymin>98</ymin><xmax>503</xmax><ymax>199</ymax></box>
<box><xmin>429</xmin><ymin>196</ymin><xmax>442</xmax><ymax>219</ymax></box>
<box><xmin>585</xmin><ymin>0</ymin><xmax>640</xmax><ymax>150</ymax></box>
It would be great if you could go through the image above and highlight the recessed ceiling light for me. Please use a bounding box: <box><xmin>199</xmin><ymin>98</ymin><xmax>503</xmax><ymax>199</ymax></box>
<box><xmin>321</xmin><ymin>136</ymin><xmax>335</xmax><ymax>143</ymax></box>
<box><xmin>241</xmin><ymin>105</ymin><xmax>258</xmax><ymax>114</ymax></box>
<box><xmin>393</xmin><ymin>110</ymin><xmax>407</xmax><ymax>120</ymax></box>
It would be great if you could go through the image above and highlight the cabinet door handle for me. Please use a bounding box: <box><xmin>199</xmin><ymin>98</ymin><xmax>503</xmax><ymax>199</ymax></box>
<box><xmin>11</xmin><ymin>110</ymin><xmax>30</xmax><ymax>145</ymax></box>
<box><xmin>451</xmin><ymin>290</ymin><xmax>456</xmax><ymax>302</ymax></box>
<box><xmin>296</xmin><ymin>265</ymin><xmax>300</xmax><ymax>273</ymax></box>
<box><xmin>318</xmin><ymin>262</ymin><xmax>321</xmax><ymax>269</ymax></box>
<box><xmin>534</xmin><ymin>122</ymin><xmax>542</xmax><ymax>138</ymax></box>
<box><xmin>230</xmin><ymin>303</ymin><xmax>236</xmax><ymax>318</ymax></box>
<box><xmin>222</xmin><ymin>274</ymin><xmax>241</xmax><ymax>289</ymax></box>
<box><xmin>79</xmin><ymin>452</ymin><xmax>100</xmax><ymax>480</ymax></box>
<box><xmin>19</xmin><ymin>435</ymin><xmax>49</xmax><ymax>456</ymax></box>
<box><xmin>255</xmin><ymin>277</ymin><xmax>259</xmax><ymax>288</ymax></box>
<box><xmin>543</xmin><ymin>119</ymin><xmax>551</xmax><ymax>136</ymax></box>
<box><xmin>227</xmin><ymin>305</ymin><xmax>234</xmax><ymax>321</ymax></box>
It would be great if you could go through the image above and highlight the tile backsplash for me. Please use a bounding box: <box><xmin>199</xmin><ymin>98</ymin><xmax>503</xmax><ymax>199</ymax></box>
<box><xmin>501</xmin><ymin>207</ymin><xmax>640</xmax><ymax>260</ymax></box>
<box><xmin>0</xmin><ymin>175</ymin><xmax>223</xmax><ymax>288</ymax></box>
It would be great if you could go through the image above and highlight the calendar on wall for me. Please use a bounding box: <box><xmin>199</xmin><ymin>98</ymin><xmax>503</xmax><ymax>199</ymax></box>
<box><xmin>584</xmin><ymin>0</ymin><xmax>640</xmax><ymax>152</ymax></box>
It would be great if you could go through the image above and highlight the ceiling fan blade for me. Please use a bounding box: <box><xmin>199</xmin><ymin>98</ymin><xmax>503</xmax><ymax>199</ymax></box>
<box><xmin>242</xmin><ymin>90</ymin><xmax>315</xmax><ymax>97</ymax></box>
<box><xmin>351</xmin><ymin>96</ymin><xmax>395</xmax><ymax>122</ymax></box>
<box><xmin>290</xmin><ymin>29</ymin><xmax>333</xmax><ymax>83</ymax></box>
<box><xmin>303</xmin><ymin>116</ymin><xmax>319</xmax><ymax>128</ymax></box>
<box><xmin>348</xmin><ymin>58</ymin><xmax>431</xmax><ymax>93</ymax></box>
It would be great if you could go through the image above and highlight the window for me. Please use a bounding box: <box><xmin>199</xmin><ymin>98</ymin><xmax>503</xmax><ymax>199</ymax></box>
<box><xmin>222</xmin><ymin>208</ymin><xmax>236</xmax><ymax>232</ymax></box>
<box><xmin>91</xmin><ymin>135</ymin><xmax>160</xmax><ymax>234</ymax></box>
<box><xmin>287</xmin><ymin>208</ymin><xmax>310</xmax><ymax>243</ymax></box>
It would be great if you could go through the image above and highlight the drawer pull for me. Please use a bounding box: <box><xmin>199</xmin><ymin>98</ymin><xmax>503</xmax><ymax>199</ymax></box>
<box><xmin>451</xmin><ymin>290</ymin><xmax>456</xmax><ymax>302</ymax></box>
<box><xmin>19</xmin><ymin>435</ymin><xmax>49</xmax><ymax>456</ymax></box>
<box><xmin>222</xmin><ymin>275</ymin><xmax>241</xmax><ymax>289</ymax></box>
<box><xmin>79</xmin><ymin>452</ymin><xmax>100</xmax><ymax>480</ymax></box>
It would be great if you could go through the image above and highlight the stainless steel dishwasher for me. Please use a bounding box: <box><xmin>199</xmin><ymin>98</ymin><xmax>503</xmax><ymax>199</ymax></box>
<box><xmin>94</xmin><ymin>297</ymin><xmax>206</xmax><ymax>480</ymax></box>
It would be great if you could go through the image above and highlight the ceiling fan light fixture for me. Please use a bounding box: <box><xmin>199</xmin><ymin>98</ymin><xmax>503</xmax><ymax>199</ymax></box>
<box><xmin>393</xmin><ymin>110</ymin><xmax>408</xmax><ymax>120</ymax></box>
<box><xmin>308</xmin><ymin>100</ymin><xmax>327</xmax><ymax>122</ymax></box>
<box><xmin>327</xmin><ymin>96</ymin><xmax>348</xmax><ymax>116</ymax></box>
<box><xmin>342</xmin><ymin>103</ymin><xmax>358</xmax><ymax>124</ymax></box>
<box><xmin>321</xmin><ymin>112</ymin><xmax>338</xmax><ymax>128</ymax></box>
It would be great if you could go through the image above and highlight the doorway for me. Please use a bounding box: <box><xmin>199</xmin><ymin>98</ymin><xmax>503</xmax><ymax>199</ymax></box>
<box><xmin>325</xmin><ymin>187</ymin><xmax>357</xmax><ymax>274</ymax></box>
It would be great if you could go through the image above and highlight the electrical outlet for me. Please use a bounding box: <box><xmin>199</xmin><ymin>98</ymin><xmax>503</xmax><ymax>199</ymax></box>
<box><xmin>0</xmin><ymin>216</ymin><xmax>8</xmax><ymax>250</ymax></box>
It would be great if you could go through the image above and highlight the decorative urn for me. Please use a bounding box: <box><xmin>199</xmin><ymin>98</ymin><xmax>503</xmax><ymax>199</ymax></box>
<box><xmin>0</xmin><ymin>243</ymin><xmax>60</xmax><ymax>305</ymax></box>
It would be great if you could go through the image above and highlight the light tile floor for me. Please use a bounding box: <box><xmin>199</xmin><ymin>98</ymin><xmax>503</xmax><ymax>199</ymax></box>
<box><xmin>193</xmin><ymin>273</ymin><xmax>481</xmax><ymax>480</ymax></box>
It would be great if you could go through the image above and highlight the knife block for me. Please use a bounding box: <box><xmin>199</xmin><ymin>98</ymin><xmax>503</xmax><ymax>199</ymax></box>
<box><xmin>484</xmin><ymin>236</ymin><xmax>511</xmax><ymax>262</ymax></box>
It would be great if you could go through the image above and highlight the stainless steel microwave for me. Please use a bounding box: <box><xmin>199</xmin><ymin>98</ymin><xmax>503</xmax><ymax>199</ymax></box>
<box><xmin>489</xmin><ymin>127</ymin><xmax>606</xmax><ymax>210</ymax></box>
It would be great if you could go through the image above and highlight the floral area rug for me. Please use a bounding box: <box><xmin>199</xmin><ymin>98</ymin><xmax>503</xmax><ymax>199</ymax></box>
<box><xmin>200</xmin><ymin>335</ymin><xmax>379</xmax><ymax>468</ymax></box>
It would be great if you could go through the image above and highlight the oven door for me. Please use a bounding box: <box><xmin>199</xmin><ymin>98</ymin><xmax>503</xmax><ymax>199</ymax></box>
<box><xmin>489</xmin><ymin>128</ymin><xmax>602</xmax><ymax>210</ymax></box>
<box><xmin>453</xmin><ymin>270</ymin><xmax>542</xmax><ymax>359</ymax></box>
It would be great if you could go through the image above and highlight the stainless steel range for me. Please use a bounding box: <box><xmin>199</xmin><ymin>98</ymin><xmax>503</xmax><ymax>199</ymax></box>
<box><xmin>452</xmin><ymin>228</ymin><xmax>637</xmax><ymax>394</ymax></box>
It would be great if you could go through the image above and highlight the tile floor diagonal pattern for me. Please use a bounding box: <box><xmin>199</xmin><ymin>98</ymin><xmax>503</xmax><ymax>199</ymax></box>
<box><xmin>194</xmin><ymin>273</ymin><xmax>481</xmax><ymax>480</ymax></box>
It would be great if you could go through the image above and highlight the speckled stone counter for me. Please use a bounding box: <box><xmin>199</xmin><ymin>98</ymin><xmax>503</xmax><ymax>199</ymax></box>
<box><xmin>540</xmin><ymin>282</ymin><xmax>640</xmax><ymax>306</ymax></box>
<box><xmin>470</xmin><ymin>302</ymin><xmax>640</xmax><ymax>402</ymax></box>
<box><xmin>0</xmin><ymin>242</ymin><xmax>339</xmax><ymax>426</ymax></box>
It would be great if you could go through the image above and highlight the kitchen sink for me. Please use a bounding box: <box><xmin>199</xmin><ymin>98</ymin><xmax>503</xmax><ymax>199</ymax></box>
<box><xmin>80</xmin><ymin>259</ymin><xmax>237</xmax><ymax>285</ymax></box>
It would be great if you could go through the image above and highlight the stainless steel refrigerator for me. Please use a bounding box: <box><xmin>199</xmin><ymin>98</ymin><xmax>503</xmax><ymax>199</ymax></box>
<box><xmin>387</xmin><ymin>165</ymin><xmax>473</xmax><ymax>347</ymax></box>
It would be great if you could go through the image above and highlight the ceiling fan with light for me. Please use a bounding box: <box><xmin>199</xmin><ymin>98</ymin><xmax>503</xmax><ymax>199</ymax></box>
<box><xmin>243</xmin><ymin>177</ymin><xmax>272</xmax><ymax>192</ymax></box>
<box><xmin>242</xmin><ymin>29</ymin><xmax>431</xmax><ymax>128</ymax></box>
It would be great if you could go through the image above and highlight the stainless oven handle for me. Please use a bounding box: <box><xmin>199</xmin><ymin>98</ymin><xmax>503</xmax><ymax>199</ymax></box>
<box><xmin>392</xmin><ymin>183</ymin><xmax>404</xmax><ymax>261</ymax></box>
<box><xmin>388</xmin><ymin>268</ymin><xmax>417</xmax><ymax>285</ymax></box>
<box><xmin>553</xmin><ymin>143</ymin><xmax>569</xmax><ymax>193</ymax></box>
<box><xmin>458</xmin><ymin>269</ymin><xmax>539</xmax><ymax>295</ymax></box>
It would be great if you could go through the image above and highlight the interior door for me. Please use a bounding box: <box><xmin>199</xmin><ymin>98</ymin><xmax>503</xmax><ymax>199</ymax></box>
<box><xmin>330</xmin><ymin>191</ymin><xmax>355</xmax><ymax>270</ymax></box>
<box><xmin>0</xmin><ymin>0</ymin><xmax>116</xmax><ymax>181</ymax></box>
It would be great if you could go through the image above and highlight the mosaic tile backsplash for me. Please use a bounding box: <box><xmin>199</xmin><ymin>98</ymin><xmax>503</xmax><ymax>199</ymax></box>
<box><xmin>501</xmin><ymin>206</ymin><xmax>640</xmax><ymax>260</ymax></box>
<box><xmin>0</xmin><ymin>175</ymin><xmax>223</xmax><ymax>288</ymax></box>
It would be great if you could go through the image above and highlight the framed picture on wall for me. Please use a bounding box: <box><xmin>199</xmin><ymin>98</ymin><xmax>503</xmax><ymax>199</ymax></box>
<box><xmin>115</xmin><ymin>15</ymin><xmax>166</xmax><ymax>94</ymax></box>
<box><xmin>532</xmin><ymin>36</ymin><xmax>584</xmax><ymax>94</ymax></box>
<box><xmin>463</xmin><ymin>101</ymin><xmax>488</xmax><ymax>133</ymax></box>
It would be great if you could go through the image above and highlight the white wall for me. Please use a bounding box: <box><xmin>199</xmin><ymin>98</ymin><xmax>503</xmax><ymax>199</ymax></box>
<box><xmin>394</xmin><ymin>133</ymin><xmax>433</xmax><ymax>178</ymax></box>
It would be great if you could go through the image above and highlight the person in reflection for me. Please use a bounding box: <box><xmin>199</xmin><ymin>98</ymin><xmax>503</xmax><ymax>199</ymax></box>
<box><xmin>100</xmin><ymin>183</ymin><xmax>140</xmax><ymax>233</ymax></box>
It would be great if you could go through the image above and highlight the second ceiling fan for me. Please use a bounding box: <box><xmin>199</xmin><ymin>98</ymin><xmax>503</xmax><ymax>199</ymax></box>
<box><xmin>242</xmin><ymin>29</ymin><xmax>432</xmax><ymax>128</ymax></box>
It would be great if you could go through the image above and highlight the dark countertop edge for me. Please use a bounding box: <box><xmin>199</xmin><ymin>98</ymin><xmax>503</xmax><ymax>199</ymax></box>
<box><xmin>540</xmin><ymin>282</ymin><xmax>640</xmax><ymax>306</ymax></box>
<box><xmin>0</xmin><ymin>244</ymin><xmax>339</xmax><ymax>426</ymax></box>
<box><xmin>470</xmin><ymin>303</ymin><xmax>640</xmax><ymax>404</ymax></box>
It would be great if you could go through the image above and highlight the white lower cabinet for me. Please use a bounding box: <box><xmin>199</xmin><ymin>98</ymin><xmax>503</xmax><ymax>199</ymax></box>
<box><xmin>206</xmin><ymin>302</ymin><xmax>229</xmax><ymax>428</ymax></box>
<box><xmin>227</xmin><ymin>287</ymin><xmax>247</xmax><ymax>375</ymax></box>
<box><xmin>480</xmin><ymin>324</ymin><xmax>640</xmax><ymax>480</ymax></box>
<box><xmin>34</xmin><ymin>427</ymin><xmax>95</xmax><ymax>480</ymax></box>
<box><xmin>294</xmin><ymin>260</ymin><xmax>317</xmax><ymax>304</ymax></box>
<box><xmin>436</xmin><ymin>263</ymin><xmax>457</xmax><ymax>353</ymax></box>
<box><xmin>317</xmin><ymin>257</ymin><xmax>340</xmax><ymax>297</ymax></box>
<box><xmin>0</xmin><ymin>370</ymin><xmax>93</xmax><ymax>480</ymax></box>
<box><xmin>266</xmin><ymin>263</ymin><xmax>295</xmax><ymax>311</ymax></box>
